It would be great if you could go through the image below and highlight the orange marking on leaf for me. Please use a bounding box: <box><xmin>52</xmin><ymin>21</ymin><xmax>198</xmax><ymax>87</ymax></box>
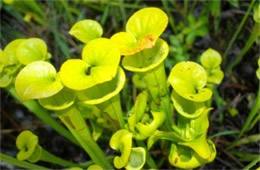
<box><xmin>174</xmin><ymin>157</ymin><xmax>178</xmax><ymax>164</ymax></box>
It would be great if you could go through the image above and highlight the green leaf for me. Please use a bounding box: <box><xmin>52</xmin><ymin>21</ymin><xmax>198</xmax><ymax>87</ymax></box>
<box><xmin>69</xmin><ymin>19</ymin><xmax>103</xmax><ymax>44</ymax></box>
<box><xmin>0</xmin><ymin>49</ymin><xmax>7</xmax><ymax>72</ymax></box>
<box><xmin>38</xmin><ymin>87</ymin><xmax>75</xmax><ymax>110</ymax></box>
<box><xmin>179</xmin><ymin>133</ymin><xmax>212</xmax><ymax>159</ymax></box>
<box><xmin>110</xmin><ymin>32</ymin><xmax>137</xmax><ymax>56</ymax></box>
<box><xmin>201</xmin><ymin>48</ymin><xmax>222</xmax><ymax>68</ymax></box>
<box><xmin>257</xmin><ymin>58</ymin><xmax>260</xmax><ymax>79</ymax></box>
<box><xmin>128</xmin><ymin>91</ymin><xmax>148</xmax><ymax>132</ymax></box>
<box><xmin>135</xmin><ymin>111</ymin><xmax>166</xmax><ymax>140</ymax></box>
<box><xmin>148</xmin><ymin>130</ymin><xmax>184</xmax><ymax>150</ymax></box>
<box><xmin>122</xmin><ymin>38</ymin><xmax>169</xmax><ymax>72</ymax></box>
<box><xmin>87</xmin><ymin>164</ymin><xmax>103</xmax><ymax>170</ymax></box>
<box><xmin>126</xmin><ymin>7</ymin><xmax>168</xmax><ymax>45</ymax></box>
<box><xmin>231</xmin><ymin>134</ymin><xmax>260</xmax><ymax>147</ymax></box>
<box><xmin>16</xmin><ymin>130</ymin><xmax>40</xmax><ymax>161</ymax></box>
<box><xmin>15</xmin><ymin>61</ymin><xmax>63</xmax><ymax>101</ymax></box>
<box><xmin>16</xmin><ymin>38</ymin><xmax>48</xmax><ymax>65</ymax></box>
<box><xmin>109</xmin><ymin>129</ymin><xmax>133</xmax><ymax>169</ymax></box>
<box><xmin>89</xmin><ymin>120</ymin><xmax>103</xmax><ymax>141</ymax></box>
<box><xmin>132</xmin><ymin>73</ymin><xmax>147</xmax><ymax>89</ymax></box>
<box><xmin>60</xmin><ymin>38</ymin><xmax>120</xmax><ymax>90</ymax></box>
<box><xmin>209</xmin><ymin>130</ymin><xmax>239</xmax><ymax>139</ymax></box>
<box><xmin>186</xmin><ymin>31</ymin><xmax>197</xmax><ymax>44</ymax></box>
<box><xmin>76</xmin><ymin>67</ymin><xmax>125</xmax><ymax>105</ymax></box>
<box><xmin>168</xmin><ymin>142</ymin><xmax>215</xmax><ymax>169</ymax></box>
<box><xmin>3</xmin><ymin>0</ymin><xmax>14</xmax><ymax>4</ymax></box>
<box><xmin>253</xmin><ymin>5</ymin><xmax>260</xmax><ymax>23</ymax></box>
<box><xmin>125</xmin><ymin>147</ymin><xmax>146</xmax><ymax>170</ymax></box>
<box><xmin>82</xmin><ymin>38</ymin><xmax>120</xmax><ymax>78</ymax></box>
<box><xmin>171</xmin><ymin>90</ymin><xmax>206</xmax><ymax>119</ymax></box>
<box><xmin>169</xmin><ymin>144</ymin><xmax>200</xmax><ymax>168</ymax></box>
<box><xmin>59</xmin><ymin>59</ymin><xmax>91</xmax><ymax>90</ymax></box>
<box><xmin>190</xmin><ymin>108</ymin><xmax>212</xmax><ymax>135</ymax></box>
<box><xmin>0</xmin><ymin>70</ymin><xmax>13</xmax><ymax>88</ymax></box>
<box><xmin>206</xmin><ymin>67</ymin><xmax>224</xmax><ymax>84</ymax></box>
<box><xmin>168</xmin><ymin>61</ymin><xmax>212</xmax><ymax>102</ymax></box>
<box><xmin>4</xmin><ymin>39</ymin><xmax>25</xmax><ymax>66</ymax></box>
<box><xmin>168</xmin><ymin>141</ymin><xmax>216</xmax><ymax>169</ymax></box>
<box><xmin>111</xmin><ymin>7</ymin><xmax>168</xmax><ymax>55</ymax></box>
<box><xmin>227</xmin><ymin>0</ymin><xmax>239</xmax><ymax>8</ymax></box>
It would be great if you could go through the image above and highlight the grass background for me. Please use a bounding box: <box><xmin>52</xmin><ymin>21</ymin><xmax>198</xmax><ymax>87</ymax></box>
<box><xmin>0</xmin><ymin>0</ymin><xmax>259</xmax><ymax>169</ymax></box>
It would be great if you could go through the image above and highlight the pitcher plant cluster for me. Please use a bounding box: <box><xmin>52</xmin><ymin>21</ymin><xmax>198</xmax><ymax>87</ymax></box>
<box><xmin>0</xmin><ymin>7</ymin><xmax>225</xmax><ymax>169</ymax></box>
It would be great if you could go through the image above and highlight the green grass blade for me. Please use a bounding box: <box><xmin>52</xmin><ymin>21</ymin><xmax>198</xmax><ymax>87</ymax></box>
<box><xmin>227</xmin><ymin>134</ymin><xmax>260</xmax><ymax>150</ymax></box>
<box><xmin>0</xmin><ymin>153</ymin><xmax>48</xmax><ymax>170</ymax></box>
<box><xmin>161</xmin><ymin>0</ymin><xmax>177</xmax><ymax>33</ymax></box>
<box><xmin>209</xmin><ymin>130</ymin><xmax>240</xmax><ymax>139</ymax></box>
<box><xmin>223</xmin><ymin>0</ymin><xmax>256</xmax><ymax>60</ymax></box>
<box><xmin>238</xmin><ymin>84</ymin><xmax>260</xmax><ymax>138</ymax></box>
<box><xmin>101</xmin><ymin>2</ymin><xmax>110</xmax><ymax>26</ymax></box>
<box><xmin>5</xmin><ymin>87</ymin><xmax>79</xmax><ymax>146</ymax></box>
<box><xmin>243</xmin><ymin>156</ymin><xmax>260</xmax><ymax>170</ymax></box>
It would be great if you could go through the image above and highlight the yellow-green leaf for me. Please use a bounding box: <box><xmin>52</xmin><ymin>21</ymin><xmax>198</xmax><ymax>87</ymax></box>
<box><xmin>168</xmin><ymin>144</ymin><xmax>202</xmax><ymax>169</ymax></box>
<box><xmin>135</xmin><ymin>111</ymin><xmax>165</xmax><ymax>140</ymax></box>
<box><xmin>253</xmin><ymin>4</ymin><xmax>260</xmax><ymax>23</ymax></box>
<box><xmin>127</xmin><ymin>7</ymin><xmax>168</xmax><ymax>40</ymax></box>
<box><xmin>16</xmin><ymin>130</ymin><xmax>39</xmax><ymax>161</ymax></box>
<box><xmin>4</xmin><ymin>39</ymin><xmax>25</xmax><ymax>66</ymax></box>
<box><xmin>168</xmin><ymin>61</ymin><xmax>212</xmax><ymax>102</ymax></box>
<box><xmin>59</xmin><ymin>59</ymin><xmax>92</xmax><ymax>90</ymax></box>
<box><xmin>0</xmin><ymin>49</ymin><xmax>7</xmax><ymax>72</ymax></box>
<box><xmin>60</xmin><ymin>38</ymin><xmax>120</xmax><ymax>90</ymax></box>
<box><xmin>128</xmin><ymin>91</ymin><xmax>148</xmax><ymax>132</ymax></box>
<box><xmin>38</xmin><ymin>87</ymin><xmax>75</xmax><ymax>110</ymax></box>
<box><xmin>77</xmin><ymin>67</ymin><xmax>125</xmax><ymax>105</ymax></box>
<box><xmin>132</xmin><ymin>74</ymin><xmax>147</xmax><ymax>89</ymax></box>
<box><xmin>110</xmin><ymin>129</ymin><xmax>133</xmax><ymax>169</ymax></box>
<box><xmin>0</xmin><ymin>70</ymin><xmax>13</xmax><ymax>88</ymax></box>
<box><xmin>111</xmin><ymin>7</ymin><xmax>168</xmax><ymax>55</ymax></box>
<box><xmin>125</xmin><ymin>147</ymin><xmax>146</xmax><ymax>170</ymax></box>
<box><xmin>206</xmin><ymin>68</ymin><xmax>224</xmax><ymax>84</ymax></box>
<box><xmin>122</xmin><ymin>38</ymin><xmax>169</xmax><ymax>72</ymax></box>
<box><xmin>69</xmin><ymin>19</ymin><xmax>103</xmax><ymax>44</ymax></box>
<box><xmin>15</xmin><ymin>61</ymin><xmax>63</xmax><ymax>101</ymax></box>
<box><xmin>87</xmin><ymin>164</ymin><xmax>103</xmax><ymax>170</ymax></box>
<box><xmin>201</xmin><ymin>48</ymin><xmax>222</xmax><ymax>69</ymax></box>
<box><xmin>179</xmin><ymin>133</ymin><xmax>212</xmax><ymax>159</ymax></box>
<box><xmin>171</xmin><ymin>90</ymin><xmax>206</xmax><ymax>119</ymax></box>
<box><xmin>16</xmin><ymin>38</ymin><xmax>47</xmax><ymax>65</ymax></box>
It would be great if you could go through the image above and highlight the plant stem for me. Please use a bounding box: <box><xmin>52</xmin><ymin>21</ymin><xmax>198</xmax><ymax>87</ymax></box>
<box><xmin>56</xmin><ymin>105</ymin><xmax>113</xmax><ymax>168</ymax></box>
<box><xmin>98</xmin><ymin>95</ymin><xmax>125</xmax><ymax>129</ymax></box>
<box><xmin>5</xmin><ymin>87</ymin><xmax>78</xmax><ymax>146</ymax></box>
<box><xmin>40</xmin><ymin>148</ymin><xmax>80</xmax><ymax>168</ymax></box>
<box><xmin>223</xmin><ymin>0</ymin><xmax>256</xmax><ymax>60</ymax></box>
<box><xmin>226</xmin><ymin>23</ymin><xmax>260</xmax><ymax>73</ymax></box>
<box><xmin>141</xmin><ymin>64</ymin><xmax>173</xmax><ymax>130</ymax></box>
<box><xmin>0</xmin><ymin>153</ymin><xmax>48</xmax><ymax>170</ymax></box>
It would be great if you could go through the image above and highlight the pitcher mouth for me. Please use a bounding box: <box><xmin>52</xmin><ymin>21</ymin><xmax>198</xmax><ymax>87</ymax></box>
<box><xmin>122</xmin><ymin>38</ymin><xmax>169</xmax><ymax>73</ymax></box>
<box><xmin>76</xmin><ymin>67</ymin><xmax>126</xmax><ymax>105</ymax></box>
